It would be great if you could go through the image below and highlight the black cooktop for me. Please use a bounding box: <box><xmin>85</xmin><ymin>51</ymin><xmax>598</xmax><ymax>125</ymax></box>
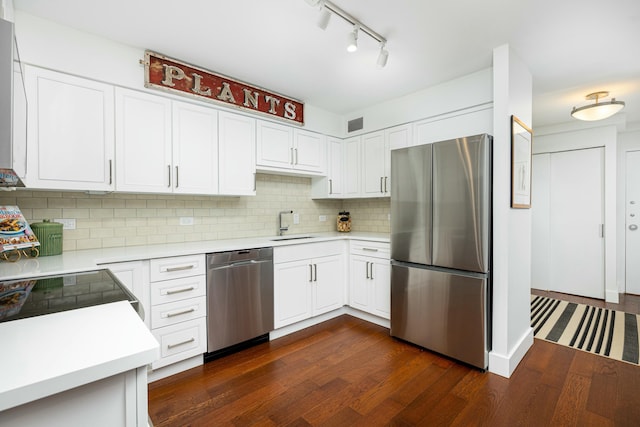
<box><xmin>0</xmin><ymin>269</ymin><xmax>141</xmax><ymax>323</ymax></box>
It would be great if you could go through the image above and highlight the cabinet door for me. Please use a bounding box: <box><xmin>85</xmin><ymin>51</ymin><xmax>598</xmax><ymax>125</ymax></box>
<box><xmin>349</xmin><ymin>255</ymin><xmax>370</xmax><ymax>312</ymax></box>
<box><xmin>26</xmin><ymin>66</ymin><xmax>114</xmax><ymax>190</ymax></box>
<box><xmin>115</xmin><ymin>88</ymin><xmax>172</xmax><ymax>193</ymax></box>
<box><xmin>343</xmin><ymin>136</ymin><xmax>361</xmax><ymax>197</ymax></box>
<box><xmin>256</xmin><ymin>120</ymin><xmax>293</xmax><ymax>169</ymax></box>
<box><xmin>371</xmin><ymin>258</ymin><xmax>391</xmax><ymax>319</ymax></box>
<box><xmin>218</xmin><ymin>111</ymin><xmax>256</xmax><ymax>195</ymax></box>
<box><xmin>312</xmin><ymin>255</ymin><xmax>344</xmax><ymax>316</ymax></box>
<box><xmin>361</xmin><ymin>131</ymin><xmax>388</xmax><ymax>196</ymax></box>
<box><xmin>274</xmin><ymin>259</ymin><xmax>313</xmax><ymax>328</ymax></box>
<box><xmin>293</xmin><ymin>129</ymin><xmax>326</xmax><ymax>174</ymax></box>
<box><xmin>386</xmin><ymin>124</ymin><xmax>412</xmax><ymax>151</ymax></box>
<box><xmin>100</xmin><ymin>260</ymin><xmax>151</xmax><ymax>328</ymax></box>
<box><xmin>172</xmin><ymin>102</ymin><xmax>218</xmax><ymax>195</ymax></box>
<box><xmin>327</xmin><ymin>138</ymin><xmax>343</xmax><ymax>197</ymax></box>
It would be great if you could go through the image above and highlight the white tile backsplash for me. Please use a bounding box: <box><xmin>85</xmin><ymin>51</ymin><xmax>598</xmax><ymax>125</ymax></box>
<box><xmin>0</xmin><ymin>174</ymin><xmax>390</xmax><ymax>251</ymax></box>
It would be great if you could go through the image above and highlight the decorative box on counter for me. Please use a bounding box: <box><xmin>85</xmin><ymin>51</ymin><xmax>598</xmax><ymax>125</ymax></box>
<box><xmin>337</xmin><ymin>211</ymin><xmax>351</xmax><ymax>232</ymax></box>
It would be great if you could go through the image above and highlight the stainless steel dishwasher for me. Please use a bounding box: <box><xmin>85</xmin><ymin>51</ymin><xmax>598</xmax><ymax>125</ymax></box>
<box><xmin>205</xmin><ymin>247</ymin><xmax>274</xmax><ymax>361</ymax></box>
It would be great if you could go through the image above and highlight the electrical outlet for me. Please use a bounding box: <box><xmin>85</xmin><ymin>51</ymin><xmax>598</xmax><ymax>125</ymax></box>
<box><xmin>179</xmin><ymin>217</ymin><xmax>194</xmax><ymax>226</ymax></box>
<box><xmin>54</xmin><ymin>218</ymin><xmax>76</xmax><ymax>230</ymax></box>
<box><xmin>293</xmin><ymin>213</ymin><xmax>300</xmax><ymax>225</ymax></box>
<box><xmin>319</xmin><ymin>215</ymin><xmax>327</xmax><ymax>222</ymax></box>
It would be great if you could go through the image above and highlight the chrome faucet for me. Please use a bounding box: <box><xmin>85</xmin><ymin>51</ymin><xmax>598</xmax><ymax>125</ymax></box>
<box><xmin>279</xmin><ymin>210</ymin><xmax>293</xmax><ymax>235</ymax></box>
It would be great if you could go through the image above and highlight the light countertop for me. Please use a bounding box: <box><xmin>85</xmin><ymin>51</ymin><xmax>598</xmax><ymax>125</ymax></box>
<box><xmin>0</xmin><ymin>300</ymin><xmax>159</xmax><ymax>412</ymax></box>
<box><xmin>0</xmin><ymin>232</ymin><xmax>390</xmax><ymax>281</ymax></box>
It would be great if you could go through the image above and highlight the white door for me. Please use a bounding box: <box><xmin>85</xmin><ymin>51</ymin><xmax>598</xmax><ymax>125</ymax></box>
<box><xmin>343</xmin><ymin>137</ymin><xmax>361</xmax><ymax>197</ymax></box>
<box><xmin>361</xmin><ymin>131</ymin><xmax>386</xmax><ymax>196</ymax></box>
<box><xmin>531</xmin><ymin>154</ymin><xmax>551</xmax><ymax>289</ymax></box>
<box><xmin>626</xmin><ymin>150</ymin><xmax>640</xmax><ymax>295</ymax></box>
<box><xmin>294</xmin><ymin>129</ymin><xmax>325</xmax><ymax>173</ymax></box>
<box><xmin>256</xmin><ymin>120</ymin><xmax>293</xmax><ymax>169</ymax></box>
<box><xmin>539</xmin><ymin>148</ymin><xmax>605</xmax><ymax>298</ymax></box>
<box><xmin>312</xmin><ymin>255</ymin><xmax>344</xmax><ymax>316</ymax></box>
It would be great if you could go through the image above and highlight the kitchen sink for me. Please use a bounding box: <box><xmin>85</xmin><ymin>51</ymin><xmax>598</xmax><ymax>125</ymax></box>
<box><xmin>270</xmin><ymin>235</ymin><xmax>314</xmax><ymax>241</ymax></box>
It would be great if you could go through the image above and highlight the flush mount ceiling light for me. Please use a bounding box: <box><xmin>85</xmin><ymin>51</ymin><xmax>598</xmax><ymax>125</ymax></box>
<box><xmin>305</xmin><ymin>0</ymin><xmax>389</xmax><ymax>68</ymax></box>
<box><xmin>571</xmin><ymin>91</ymin><xmax>626</xmax><ymax>121</ymax></box>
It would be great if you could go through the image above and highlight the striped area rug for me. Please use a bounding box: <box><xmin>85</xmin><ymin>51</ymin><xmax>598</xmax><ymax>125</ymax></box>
<box><xmin>531</xmin><ymin>295</ymin><xmax>640</xmax><ymax>365</ymax></box>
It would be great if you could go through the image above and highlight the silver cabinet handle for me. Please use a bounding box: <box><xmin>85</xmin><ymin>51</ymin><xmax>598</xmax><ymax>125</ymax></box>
<box><xmin>380</xmin><ymin>177</ymin><xmax>384</xmax><ymax>193</ymax></box>
<box><xmin>175</xmin><ymin>166</ymin><xmax>179</xmax><ymax>188</ymax></box>
<box><xmin>166</xmin><ymin>307</ymin><xmax>195</xmax><ymax>318</ymax></box>
<box><xmin>362</xmin><ymin>247</ymin><xmax>379</xmax><ymax>252</ymax></box>
<box><xmin>329</xmin><ymin>179</ymin><xmax>333</xmax><ymax>195</ymax></box>
<box><xmin>370</xmin><ymin>262</ymin><xmax>374</xmax><ymax>280</ymax></box>
<box><xmin>167</xmin><ymin>337</ymin><xmax>195</xmax><ymax>349</ymax></box>
<box><xmin>167</xmin><ymin>165</ymin><xmax>171</xmax><ymax>188</ymax></box>
<box><xmin>164</xmin><ymin>286</ymin><xmax>195</xmax><ymax>295</ymax></box>
<box><xmin>253</xmin><ymin>173</ymin><xmax>257</xmax><ymax>192</ymax></box>
<box><xmin>309</xmin><ymin>264</ymin><xmax>313</xmax><ymax>282</ymax></box>
<box><xmin>384</xmin><ymin>176</ymin><xmax>388</xmax><ymax>193</ymax></box>
<box><xmin>295</xmin><ymin>148</ymin><xmax>298</xmax><ymax>165</ymax></box>
<box><xmin>314</xmin><ymin>263</ymin><xmax>318</xmax><ymax>282</ymax></box>
<box><xmin>366</xmin><ymin>261</ymin><xmax>370</xmax><ymax>279</ymax></box>
<box><xmin>164</xmin><ymin>264</ymin><xmax>195</xmax><ymax>272</ymax></box>
<box><xmin>291</xmin><ymin>147</ymin><xmax>294</xmax><ymax>165</ymax></box>
<box><xmin>109</xmin><ymin>159</ymin><xmax>113</xmax><ymax>185</ymax></box>
<box><xmin>630</xmin><ymin>224</ymin><xmax>638</xmax><ymax>231</ymax></box>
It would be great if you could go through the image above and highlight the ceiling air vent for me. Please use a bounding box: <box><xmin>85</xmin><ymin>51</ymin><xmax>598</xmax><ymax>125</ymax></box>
<box><xmin>347</xmin><ymin>117</ymin><xmax>363</xmax><ymax>133</ymax></box>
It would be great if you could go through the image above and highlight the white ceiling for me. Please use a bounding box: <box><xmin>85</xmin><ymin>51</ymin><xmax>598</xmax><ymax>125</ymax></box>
<box><xmin>12</xmin><ymin>0</ymin><xmax>640</xmax><ymax>128</ymax></box>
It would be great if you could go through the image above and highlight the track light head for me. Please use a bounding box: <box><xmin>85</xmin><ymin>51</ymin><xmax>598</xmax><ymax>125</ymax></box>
<box><xmin>376</xmin><ymin>43</ymin><xmax>389</xmax><ymax>68</ymax></box>
<box><xmin>347</xmin><ymin>25</ymin><xmax>359</xmax><ymax>53</ymax></box>
<box><xmin>317</xmin><ymin>5</ymin><xmax>331</xmax><ymax>30</ymax></box>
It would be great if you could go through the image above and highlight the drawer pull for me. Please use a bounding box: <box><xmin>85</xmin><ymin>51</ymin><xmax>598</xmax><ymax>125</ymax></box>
<box><xmin>164</xmin><ymin>264</ymin><xmax>195</xmax><ymax>272</ymax></box>
<box><xmin>164</xmin><ymin>286</ymin><xmax>195</xmax><ymax>295</ymax></box>
<box><xmin>167</xmin><ymin>337</ymin><xmax>195</xmax><ymax>349</ymax></box>
<box><xmin>362</xmin><ymin>248</ymin><xmax>379</xmax><ymax>252</ymax></box>
<box><xmin>166</xmin><ymin>308</ymin><xmax>196</xmax><ymax>318</ymax></box>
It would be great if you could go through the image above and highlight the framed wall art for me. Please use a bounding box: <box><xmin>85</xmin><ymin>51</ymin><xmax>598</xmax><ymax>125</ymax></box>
<box><xmin>511</xmin><ymin>115</ymin><xmax>533</xmax><ymax>209</ymax></box>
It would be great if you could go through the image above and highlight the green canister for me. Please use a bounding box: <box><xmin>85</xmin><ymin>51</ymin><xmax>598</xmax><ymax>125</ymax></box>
<box><xmin>31</xmin><ymin>219</ymin><xmax>63</xmax><ymax>256</ymax></box>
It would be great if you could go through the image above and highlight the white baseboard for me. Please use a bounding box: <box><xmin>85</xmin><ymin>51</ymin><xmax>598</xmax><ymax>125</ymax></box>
<box><xmin>343</xmin><ymin>307</ymin><xmax>390</xmax><ymax>329</ymax></box>
<box><xmin>606</xmin><ymin>289</ymin><xmax>620</xmax><ymax>304</ymax></box>
<box><xmin>270</xmin><ymin>308</ymin><xmax>347</xmax><ymax>340</ymax></box>
<box><xmin>488</xmin><ymin>327</ymin><xmax>533</xmax><ymax>378</ymax></box>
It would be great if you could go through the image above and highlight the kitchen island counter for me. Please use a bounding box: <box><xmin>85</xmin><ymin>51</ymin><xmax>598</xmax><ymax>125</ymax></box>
<box><xmin>0</xmin><ymin>300</ymin><xmax>158</xmax><ymax>424</ymax></box>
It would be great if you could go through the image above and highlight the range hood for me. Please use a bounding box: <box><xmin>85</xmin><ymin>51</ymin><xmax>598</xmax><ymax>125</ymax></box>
<box><xmin>0</xmin><ymin>18</ymin><xmax>26</xmax><ymax>188</ymax></box>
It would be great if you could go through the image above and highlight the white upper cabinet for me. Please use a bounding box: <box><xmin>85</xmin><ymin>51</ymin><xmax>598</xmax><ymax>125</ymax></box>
<box><xmin>172</xmin><ymin>102</ymin><xmax>219</xmax><ymax>195</ymax></box>
<box><xmin>342</xmin><ymin>136</ymin><xmax>361</xmax><ymax>198</ymax></box>
<box><xmin>256</xmin><ymin>120</ymin><xmax>325</xmax><ymax>175</ymax></box>
<box><xmin>115</xmin><ymin>88</ymin><xmax>172</xmax><ymax>193</ymax></box>
<box><xmin>310</xmin><ymin>137</ymin><xmax>342</xmax><ymax>199</ymax></box>
<box><xmin>115</xmin><ymin>88</ymin><xmax>220</xmax><ymax>195</ymax></box>
<box><xmin>387</xmin><ymin>123</ymin><xmax>412</xmax><ymax>151</ymax></box>
<box><xmin>361</xmin><ymin>130</ymin><xmax>388</xmax><ymax>197</ymax></box>
<box><xmin>25</xmin><ymin>66</ymin><xmax>115</xmax><ymax>191</ymax></box>
<box><xmin>218</xmin><ymin>111</ymin><xmax>256</xmax><ymax>196</ymax></box>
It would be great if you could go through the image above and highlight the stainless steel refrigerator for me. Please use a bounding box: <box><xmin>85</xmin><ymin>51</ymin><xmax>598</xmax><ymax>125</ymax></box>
<box><xmin>390</xmin><ymin>134</ymin><xmax>491</xmax><ymax>369</ymax></box>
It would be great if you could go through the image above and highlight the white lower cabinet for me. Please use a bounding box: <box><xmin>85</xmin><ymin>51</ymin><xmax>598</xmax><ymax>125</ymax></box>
<box><xmin>349</xmin><ymin>241</ymin><xmax>391</xmax><ymax>319</ymax></box>
<box><xmin>148</xmin><ymin>254</ymin><xmax>207</xmax><ymax>370</ymax></box>
<box><xmin>274</xmin><ymin>241</ymin><xmax>345</xmax><ymax>329</ymax></box>
<box><xmin>99</xmin><ymin>260</ymin><xmax>151</xmax><ymax>328</ymax></box>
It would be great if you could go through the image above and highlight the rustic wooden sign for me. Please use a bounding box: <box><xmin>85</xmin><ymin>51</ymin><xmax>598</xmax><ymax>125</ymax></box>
<box><xmin>144</xmin><ymin>50</ymin><xmax>304</xmax><ymax>125</ymax></box>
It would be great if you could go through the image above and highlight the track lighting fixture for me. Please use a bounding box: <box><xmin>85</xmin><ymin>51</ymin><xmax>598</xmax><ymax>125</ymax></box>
<box><xmin>347</xmin><ymin>25</ymin><xmax>358</xmax><ymax>53</ymax></box>
<box><xmin>305</xmin><ymin>0</ymin><xmax>388</xmax><ymax>67</ymax></box>
<box><xmin>376</xmin><ymin>43</ymin><xmax>389</xmax><ymax>68</ymax></box>
<box><xmin>317</xmin><ymin>3</ymin><xmax>331</xmax><ymax>30</ymax></box>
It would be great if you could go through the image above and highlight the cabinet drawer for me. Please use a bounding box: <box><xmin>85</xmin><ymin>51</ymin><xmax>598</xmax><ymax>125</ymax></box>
<box><xmin>274</xmin><ymin>240</ymin><xmax>345</xmax><ymax>264</ymax></box>
<box><xmin>150</xmin><ymin>254</ymin><xmax>205</xmax><ymax>282</ymax></box>
<box><xmin>150</xmin><ymin>295</ymin><xmax>206</xmax><ymax>329</ymax></box>
<box><xmin>150</xmin><ymin>275</ymin><xmax>206</xmax><ymax>306</ymax></box>
<box><xmin>151</xmin><ymin>317</ymin><xmax>207</xmax><ymax>369</ymax></box>
<box><xmin>350</xmin><ymin>240</ymin><xmax>390</xmax><ymax>259</ymax></box>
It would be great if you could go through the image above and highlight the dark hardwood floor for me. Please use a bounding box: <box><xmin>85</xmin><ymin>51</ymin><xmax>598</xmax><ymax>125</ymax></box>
<box><xmin>148</xmin><ymin>294</ymin><xmax>640</xmax><ymax>427</ymax></box>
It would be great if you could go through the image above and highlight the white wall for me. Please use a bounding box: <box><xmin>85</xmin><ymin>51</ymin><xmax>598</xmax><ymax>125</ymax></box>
<box><xmin>13</xmin><ymin>11</ymin><xmax>344</xmax><ymax>138</ymax></box>
<box><xmin>534</xmin><ymin>125</ymin><xmax>618</xmax><ymax>302</ymax></box>
<box><xmin>342</xmin><ymin>68</ymin><xmax>493</xmax><ymax>135</ymax></box>
<box><xmin>489</xmin><ymin>44</ymin><xmax>533</xmax><ymax>378</ymax></box>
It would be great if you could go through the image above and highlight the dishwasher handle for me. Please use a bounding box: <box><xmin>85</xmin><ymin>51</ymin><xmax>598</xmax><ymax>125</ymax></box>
<box><xmin>209</xmin><ymin>259</ymin><xmax>272</xmax><ymax>270</ymax></box>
